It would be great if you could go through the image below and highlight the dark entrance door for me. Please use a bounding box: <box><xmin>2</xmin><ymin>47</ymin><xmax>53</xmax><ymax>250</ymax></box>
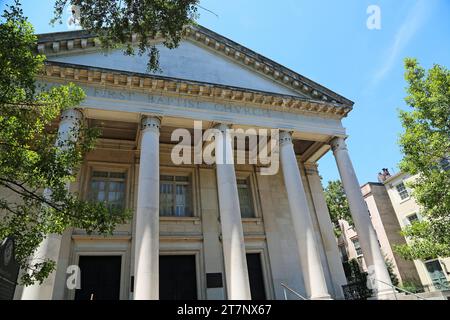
<box><xmin>75</xmin><ymin>256</ymin><xmax>121</xmax><ymax>300</ymax></box>
<box><xmin>160</xmin><ymin>255</ymin><xmax>197</xmax><ymax>300</ymax></box>
<box><xmin>246</xmin><ymin>253</ymin><xmax>266</xmax><ymax>300</ymax></box>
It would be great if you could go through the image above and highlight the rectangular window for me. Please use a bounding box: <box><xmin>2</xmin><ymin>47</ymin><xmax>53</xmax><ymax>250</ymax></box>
<box><xmin>407</xmin><ymin>213</ymin><xmax>419</xmax><ymax>224</ymax></box>
<box><xmin>352</xmin><ymin>238</ymin><xmax>363</xmax><ymax>256</ymax></box>
<box><xmin>89</xmin><ymin>170</ymin><xmax>126</xmax><ymax>210</ymax></box>
<box><xmin>395</xmin><ymin>182</ymin><xmax>409</xmax><ymax>200</ymax></box>
<box><xmin>159</xmin><ymin>175</ymin><xmax>192</xmax><ymax>217</ymax></box>
<box><xmin>237</xmin><ymin>178</ymin><xmax>255</xmax><ymax>218</ymax></box>
<box><xmin>425</xmin><ymin>260</ymin><xmax>448</xmax><ymax>290</ymax></box>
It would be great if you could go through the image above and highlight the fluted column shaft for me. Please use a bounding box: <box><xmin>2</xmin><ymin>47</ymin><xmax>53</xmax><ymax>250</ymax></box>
<box><xmin>134</xmin><ymin>117</ymin><xmax>161</xmax><ymax>300</ymax></box>
<box><xmin>22</xmin><ymin>108</ymin><xmax>83</xmax><ymax>300</ymax></box>
<box><xmin>305</xmin><ymin>163</ymin><xmax>347</xmax><ymax>299</ymax></box>
<box><xmin>331</xmin><ymin>137</ymin><xmax>393</xmax><ymax>297</ymax></box>
<box><xmin>279</xmin><ymin>131</ymin><xmax>331</xmax><ymax>299</ymax></box>
<box><xmin>214</xmin><ymin>123</ymin><xmax>251</xmax><ymax>300</ymax></box>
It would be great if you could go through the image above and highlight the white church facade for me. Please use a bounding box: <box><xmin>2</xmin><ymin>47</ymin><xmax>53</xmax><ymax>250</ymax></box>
<box><xmin>15</xmin><ymin>25</ymin><xmax>393</xmax><ymax>300</ymax></box>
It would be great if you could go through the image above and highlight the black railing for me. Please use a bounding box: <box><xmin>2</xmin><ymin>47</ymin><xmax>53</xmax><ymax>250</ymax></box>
<box><xmin>342</xmin><ymin>281</ymin><xmax>373</xmax><ymax>300</ymax></box>
<box><xmin>422</xmin><ymin>280</ymin><xmax>450</xmax><ymax>293</ymax></box>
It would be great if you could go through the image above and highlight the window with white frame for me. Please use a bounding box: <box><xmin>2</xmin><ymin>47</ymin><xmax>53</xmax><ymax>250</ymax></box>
<box><xmin>88</xmin><ymin>170</ymin><xmax>126</xmax><ymax>210</ymax></box>
<box><xmin>159</xmin><ymin>175</ymin><xmax>192</xmax><ymax>217</ymax></box>
<box><xmin>352</xmin><ymin>238</ymin><xmax>363</xmax><ymax>256</ymax></box>
<box><xmin>407</xmin><ymin>213</ymin><xmax>419</xmax><ymax>225</ymax></box>
<box><xmin>237</xmin><ymin>178</ymin><xmax>255</xmax><ymax>218</ymax></box>
<box><xmin>395</xmin><ymin>182</ymin><xmax>409</xmax><ymax>200</ymax></box>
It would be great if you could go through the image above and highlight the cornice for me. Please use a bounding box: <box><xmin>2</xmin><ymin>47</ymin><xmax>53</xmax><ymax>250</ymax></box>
<box><xmin>189</xmin><ymin>25</ymin><xmax>353</xmax><ymax>107</ymax></box>
<box><xmin>36</xmin><ymin>25</ymin><xmax>354</xmax><ymax>108</ymax></box>
<box><xmin>41</xmin><ymin>61</ymin><xmax>352</xmax><ymax>119</ymax></box>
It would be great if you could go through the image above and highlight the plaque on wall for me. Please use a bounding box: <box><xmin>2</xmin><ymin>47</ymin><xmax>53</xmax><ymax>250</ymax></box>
<box><xmin>206</xmin><ymin>273</ymin><xmax>223</xmax><ymax>288</ymax></box>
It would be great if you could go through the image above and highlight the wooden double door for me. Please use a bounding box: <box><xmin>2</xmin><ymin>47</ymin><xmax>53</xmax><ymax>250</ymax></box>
<box><xmin>74</xmin><ymin>253</ymin><xmax>267</xmax><ymax>300</ymax></box>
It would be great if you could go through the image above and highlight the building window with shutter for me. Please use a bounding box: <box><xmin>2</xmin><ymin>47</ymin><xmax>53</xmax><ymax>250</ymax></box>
<box><xmin>159</xmin><ymin>175</ymin><xmax>192</xmax><ymax>217</ymax></box>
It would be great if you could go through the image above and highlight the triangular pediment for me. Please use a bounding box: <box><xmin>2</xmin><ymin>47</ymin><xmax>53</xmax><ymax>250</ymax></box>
<box><xmin>37</xmin><ymin>26</ymin><xmax>353</xmax><ymax>107</ymax></box>
<box><xmin>46</xmin><ymin>39</ymin><xmax>304</xmax><ymax>97</ymax></box>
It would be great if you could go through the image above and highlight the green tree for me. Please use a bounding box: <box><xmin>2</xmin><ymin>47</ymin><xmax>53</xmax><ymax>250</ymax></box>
<box><xmin>0</xmin><ymin>2</ymin><xmax>128</xmax><ymax>286</ymax></box>
<box><xmin>384</xmin><ymin>257</ymin><xmax>399</xmax><ymax>287</ymax></box>
<box><xmin>52</xmin><ymin>0</ymin><xmax>199</xmax><ymax>72</ymax></box>
<box><xmin>324</xmin><ymin>180</ymin><xmax>353</xmax><ymax>236</ymax></box>
<box><xmin>394</xmin><ymin>58</ymin><xmax>450</xmax><ymax>261</ymax></box>
<box><xmin>342</xmin><ymin>258</ymin><xmax>373</xmax><ymax>300</ymax></box>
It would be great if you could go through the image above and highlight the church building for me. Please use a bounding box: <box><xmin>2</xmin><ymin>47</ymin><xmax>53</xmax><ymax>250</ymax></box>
<box><xmin>15</xmin><ymin>25</ymin><xmax>393</xmax><ymax>300</ymax></box>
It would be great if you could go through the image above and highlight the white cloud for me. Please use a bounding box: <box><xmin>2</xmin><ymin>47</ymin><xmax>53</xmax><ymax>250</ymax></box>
<box><xmin>371</xmin><ymin>0</ymin><xmax>433</xmax><ymax>86</ymax></box>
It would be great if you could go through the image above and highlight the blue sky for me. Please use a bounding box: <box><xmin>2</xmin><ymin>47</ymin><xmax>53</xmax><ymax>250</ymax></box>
<box><xmin>2</xmin><ymin>0</ymin><xmax>449</xmax><ymax>185</ymax></box>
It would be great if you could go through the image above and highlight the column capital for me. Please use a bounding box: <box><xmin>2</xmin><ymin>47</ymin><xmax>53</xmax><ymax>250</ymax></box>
<box><xmin>279</xmin><ymin>131</ymin><xmax>293</xmax><ymax>146</ymax></box>
<box><xmin>213</xmin><ymin>123</ymin><xmax>231</xmax><ymax>133</ymax></box>
<box><xmin>330</xmin><ymin>136</ymin><xmax>347</xmax><ymax>153</ymax></box>
<box><xmin>141</xmin><ymin>116</ymin><xmax>161</xmax><ymax>132</ymax></box>
<box><xmin>60</xmin><ymin>108</ymin><xmax>83</xmax><ymax>122</ymax></box>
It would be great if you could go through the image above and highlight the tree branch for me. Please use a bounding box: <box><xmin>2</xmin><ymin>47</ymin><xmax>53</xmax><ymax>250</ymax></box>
<box><xmin>0</xmin><ymin>178</ymin><xmax>63</xmax><ymax>212</ymax></box>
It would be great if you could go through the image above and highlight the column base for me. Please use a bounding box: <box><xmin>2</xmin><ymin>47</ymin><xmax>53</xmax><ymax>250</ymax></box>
<box><xmin>21</xmin><ymin>283</ymin><xmax>54</xmax><ymax>300</ymax></box>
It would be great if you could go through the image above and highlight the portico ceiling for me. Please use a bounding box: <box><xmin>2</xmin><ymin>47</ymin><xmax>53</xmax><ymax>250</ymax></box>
<box><xmin>89</xmin><ymin>118</ymin><xmax>317</xmax><ymax>157</ymax></box>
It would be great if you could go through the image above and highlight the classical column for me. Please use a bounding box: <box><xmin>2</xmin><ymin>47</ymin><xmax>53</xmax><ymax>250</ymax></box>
<box><xmin>305</xmin><ymin>163</ymin><xmax>347</xmax><ymax>299</ymax></box>
<box><xmin>134</xmin><ymin>116</ymin><xmax>160</xmax><ymax>300</ymax></box>
<box><xmin>214</xmin><ymin>123</ymin><xmax>251</xmax><ymax>300</ymax></box>
<box><xmin>330</xmin><ymin>137</ymin><xmax>393</xmax><ymax>297</ymax></box>
<box><xmin>279</xmin><ymin>131</ymin><xmax>331</xmax><ymax>299</ymax></box>
<box><xmin>22</xmin><ymin>108</ymin><xmax>83</xmax><ymax>300</ymax></box>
